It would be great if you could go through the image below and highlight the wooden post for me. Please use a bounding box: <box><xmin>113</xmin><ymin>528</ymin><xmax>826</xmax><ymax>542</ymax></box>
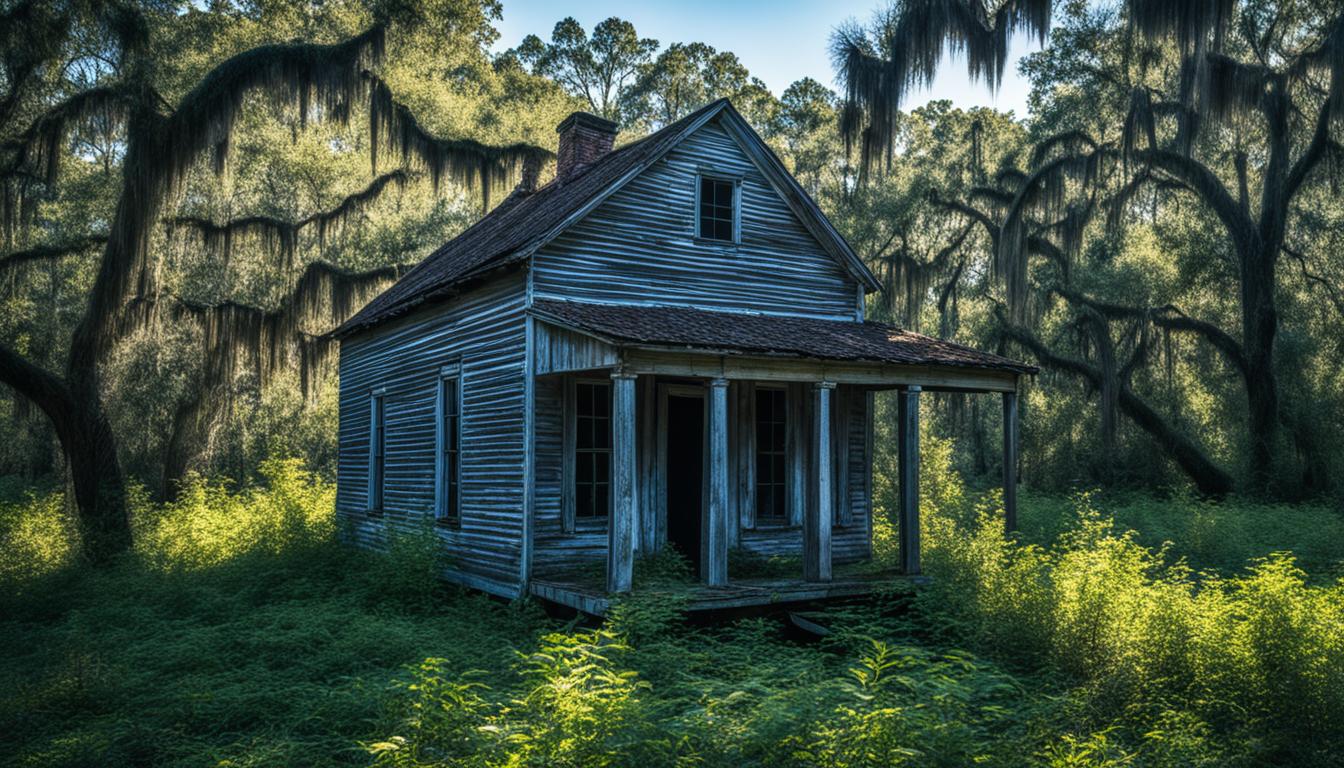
<box><xmin>608</xmin><ymin>370</ymin><xmax>637</xmax><ymax>593</ymax></box>
<box><xmin>805</xmin><ymin>381</ymin><xmax>835</xmax><ymax>582</ymax></box>
<box><xmin>1003</xmin><ymin>390</ymin><xmax>1019</xmax><ymax>534</ymax></box>
<box><xmin>704</xmin><ymin>377</ymin><xmax>730</xmax><ymax>586</ymax></box>
<box><xmin>898</xmin><ymin>385</ymin><xmax>921</xmax><ymax>575</ymax></box>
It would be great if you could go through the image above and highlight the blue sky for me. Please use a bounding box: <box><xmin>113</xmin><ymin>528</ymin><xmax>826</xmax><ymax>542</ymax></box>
<box><xmin>491</xmin><ymin>0</ymin><xmax>1043</xmax><ymax>118</ymax></box>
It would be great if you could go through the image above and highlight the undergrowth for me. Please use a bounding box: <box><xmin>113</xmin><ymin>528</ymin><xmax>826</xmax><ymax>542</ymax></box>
<box><xmin>3</xmin><ymin>448</ymin><xmax>1343</xmax><ymax>766</ymax></box>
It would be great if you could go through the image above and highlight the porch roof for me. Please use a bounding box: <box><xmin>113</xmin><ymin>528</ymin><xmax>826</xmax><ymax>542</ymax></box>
<box><xmin>530</xmin><ymin>299</ymin><xmax>1037</xmax><ymax>374</ymax></box>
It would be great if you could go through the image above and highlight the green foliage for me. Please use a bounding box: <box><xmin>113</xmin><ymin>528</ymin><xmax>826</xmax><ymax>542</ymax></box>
<box><xmin>5</xmin><ymin>453</ymin><xmax>1344</xmax><ymax>765</ymax></box>
<box><xmin>919</xmin><ymin>486</ymin><xmax>1344</xmax><ymax>763</ymax></box>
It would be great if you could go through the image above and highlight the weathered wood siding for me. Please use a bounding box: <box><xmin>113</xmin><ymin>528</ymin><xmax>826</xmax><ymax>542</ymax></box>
<box><xmin>531</xmin><ymin>117</ymin><xmax>861</xmax><ymax>320</ymax></box>
<box><xmin>337</xmin><ymin>273</ymin><xmax>528</xmax><ymax>595</ymax></box>
<box><xmin>532</xmin><ymin>374</ymin><xmax>617</xmax><ymax>575</ymax></box>
<box><xmin>737</xmin><ymin>384</ymin><xmax>871</xmax><ymax>563</ymax></box>
<box><xmin>532</xmin><ymin>377</ymin><xmax>872</xmax><ymax>575</ymax></box>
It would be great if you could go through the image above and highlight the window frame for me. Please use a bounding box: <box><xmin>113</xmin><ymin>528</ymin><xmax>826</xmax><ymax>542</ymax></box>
<box><xmin>694</xmin><ymin>173</ymin><xmax>741</xmax><ymax>245</ymax></box>
<box><xmin>367</xmin><ymin>388</ymin><xmax>386</xmax><ymax>515</ymax></box>
<box><xmin>752</xmin><ymin>384</ymin><xmax>790</xmax><ymax>527</ymax></box>
<box><xmin>563</xmin><ymin>376</ymin><xmax>613</xmax><ymax>532</ymax></box>
<box><xmin>434</xmin><ymin>363</ymin><xmax>462</xmax><ymax>527</ymax></box>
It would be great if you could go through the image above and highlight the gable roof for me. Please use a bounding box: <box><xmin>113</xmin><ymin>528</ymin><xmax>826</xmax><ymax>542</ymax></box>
<box><xmin>531</xmin><ymin>299</ymin><xmax>1037</xmax><ymax>373</ymax></box>
<box><xmin>335</xmin><ymin>100</ymin><xmax>879</xmax><ymax>337</ymax></box>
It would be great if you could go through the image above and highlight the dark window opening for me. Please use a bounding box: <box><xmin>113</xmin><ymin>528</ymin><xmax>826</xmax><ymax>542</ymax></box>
<box><xmin>438</xmin><ymin>377</ymin><xmax>460</xmax><ymax>524</ymax></box>
<box><xmin>755</xmin><ymin>388</ymin><xmax>787</xmax><ymax>522</ymax></box>
<box><xmin>699</xmin><ymin>176</ymin><xmax>735</xmax><ymax>242</ymax></box>
<box><xmin>574</xmin><ymin>381</ymin><xmax>611</xmax><ymax>519</ymax></box>
<box><xmin>370</xmin><ymin>394</ymin><xmax>385</xmax><ymax>513</ymax></box>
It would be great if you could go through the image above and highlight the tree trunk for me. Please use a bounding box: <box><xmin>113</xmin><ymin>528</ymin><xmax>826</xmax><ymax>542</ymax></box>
<box><xmin>0</xmin><ymin>342</ymin><xmax>131</xmax><ymax>564</ymax></box>
<box><xmin>1241</xmin><ymin>242</ymin><xmax>1280</xmax><ymax>488</ymax></box>
<box><xmin>66</xmin><ymin>403</ymin><xmax>131</xmax><ymax>564</ymax></box>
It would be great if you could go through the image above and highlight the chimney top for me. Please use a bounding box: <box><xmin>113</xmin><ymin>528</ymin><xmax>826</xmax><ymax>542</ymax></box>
<box><xmin>555</xmin><ymin>111</ymin><xmax>618</xmax><ymax>181</ymax></box>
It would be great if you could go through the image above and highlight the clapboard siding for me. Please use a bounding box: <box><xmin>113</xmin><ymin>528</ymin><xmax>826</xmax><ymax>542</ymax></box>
<box><xmin>337</xmin><ymin>273</ymin><xmax>527</xmax><ymax>592</ymax></box>
<box><xmin>532</xmin><ymin>376</ymin><xmax>872</xmax><ymax>575</ymax></box>
<box><xmin>738</xmin><ymin>384</ymin><xmax>870</xmax><ymax>563</ymax></box>
<box><xmin>531</xmin><ymin>118</ymin><xmax>860</xmax><ymax>320</ymax></box>
<box><xmin>532</xmin><ymin>375</ymin><xmax>607</xmax><ymax>575</ymax></box>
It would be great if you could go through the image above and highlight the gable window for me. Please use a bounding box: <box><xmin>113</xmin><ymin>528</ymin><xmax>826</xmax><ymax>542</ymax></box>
<box><xmin>574</xmin><ymin>380</ymin><xmax>612</xmax><ymax>519</ymax></box>
<box><xmin>368</xmin><ymin>391</ymin><xmax>386</xmax><ymax>514</ymax></box>
<box><xmin>436</xmin><ymin>371</ymin><xmax>461</xmax><ymax>525</ymax></box>
<box><xmin>698</xmin><ymin>176</ymin><xmax>737</xmax><ymax>242</ymax></box>
<box><xmin>755</xmin><ymin>387</ymin><xmax>787</xmax><ymax>523</ymax></box>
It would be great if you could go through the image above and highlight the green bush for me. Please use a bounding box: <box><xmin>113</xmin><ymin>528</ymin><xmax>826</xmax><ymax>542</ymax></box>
<box><xmin>5</xmin><ymin>448</ymin><xmax>1343</xmax><ymax>766</ymax></box>
<box><xmin>920</xmin><ymin>484</ymin><xmax>1344</xmax><ymax>763</ymax></box>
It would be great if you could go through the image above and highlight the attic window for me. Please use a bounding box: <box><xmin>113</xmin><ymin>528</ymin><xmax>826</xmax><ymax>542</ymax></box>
<box><xmin>698</xmin><ymin>176</ymin><xmax>737</xmax><ymax>242</ymax></box>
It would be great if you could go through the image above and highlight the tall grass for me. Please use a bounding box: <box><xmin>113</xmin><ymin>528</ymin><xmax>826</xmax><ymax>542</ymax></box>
<box><xmin>3</xmin><ymin>448</ymin><xmax>1343</xmax><ymax>766</ymax></box>
<box><xmin>908</xmin><ymin>441</ymin><xmax>1344</xmax><ymax>765</ymax></box>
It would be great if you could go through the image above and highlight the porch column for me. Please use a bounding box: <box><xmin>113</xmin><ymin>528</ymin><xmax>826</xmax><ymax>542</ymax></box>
<box><xmin>898</xmin><ymin>385</ymin><xmax>921</xmax><ymax>575</ymax></box>
<box><xmin>1002</xmin><ymin>390</ymin><xmax>1019</xmax><ymax>533</ymax></box>
<box><xmin>608</xmin><ymin>370</ymin><xmax>637</xmax><ymax>593</ymax></box>
<box><xmin>805</xmin><ymin>381</ymin><xmax>835</xmax><ymax>582</ymax></box>
<box><xmin>704</xmin><ymin>377</ymin><xmax>730</xmax><ymax>586</ymax></box>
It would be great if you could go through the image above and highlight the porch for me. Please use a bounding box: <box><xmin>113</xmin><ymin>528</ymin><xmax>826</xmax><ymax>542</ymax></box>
<box><xmin>526</xmin><ymin>300</ymin><xmax>1032</xmax><ymax>607</ymax></box>
<box><xmin>529</xmin><ymin>564</ymin><xmax>923</xmax><ymax>617</ymax></box>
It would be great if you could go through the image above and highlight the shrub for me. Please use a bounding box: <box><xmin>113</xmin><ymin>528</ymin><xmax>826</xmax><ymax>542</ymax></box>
<box><xmin>919</xmin><ymin>485</ymin><xmax>1344</xmax><ymax>761</ymax></box>
<box><xmin>0</xmin><ymin>490</ymin><xmax>78</xmax><ymax>590</ymax></box>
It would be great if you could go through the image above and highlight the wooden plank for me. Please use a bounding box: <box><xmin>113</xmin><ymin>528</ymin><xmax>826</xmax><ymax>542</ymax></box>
<box><xmin>532</xmin><ymin>321</ymin><xmax>620</xmax><ymax>374</ymax></box>
<box><xmin>561</xmin><ymin>375</ymin><xmax>576</xmax><ymax>533</ymax></box>
<box><xmin>638</xmin><ymin>374</ymin><xmax>658</xmax><ymax>552</ymax></box>
<box><xmin>805</xmin><ymin>382</ymin><xmax>834</xmax><ymax>582</ymax></box>
<box><xmin>1003</xmin><ymin>390</ymin><xmax>1019</xmax><ymax>533</ymax></box>
<box><xmin>608</xmin><ymin>371</ymin><xmax>637</xmax><ymax>593</ymax></box>
<box><xmin>736</xmin><ymin>381</ymin><xmax>757</xmax><ymax>530</ymax></box>
<box><xmin>832</xmin><ymin>386</ymin><xmax>850</xmax><ymax>527</ymax></box>
<box><xmin>620</xmin><ymin>350</ymin><xmax>1020</xmax><ymax>392</ymax></box>
<box><xmin>336</xmin><ymin>272</ymin><xmax>528</xmax><ymax>588</ymax></box>
<box><xmin>726</xmin><ymin>381</ymin><xmax>740</xmax><ymax>548</ymax></box>
<box><xmin>521</xmin><ymin>316</ymin><xmax>536</xmax><ymax>587</ymax></box>
<box><xmin>528</xmin><ymin>573</ymin><xmax>920</xmax><ymax>617</ymax></box>
<box><xmin>898</xmin><ymin>386</ymin><xmax>921</xmax><ymax>575</ymax></box>
<box><xmin>787</xmin><ymin>382</ymin><xmax>806</xmax><ymax>527</ymax></box>
<box><xmin>705</xmin><ymin>378</ymin><xmax>730</xmax><ymax>586</ymax></box>
<box><xmin>531</xmin><ymin>118</ymin><xmax>865</xmax><ymax>321</ymax></box>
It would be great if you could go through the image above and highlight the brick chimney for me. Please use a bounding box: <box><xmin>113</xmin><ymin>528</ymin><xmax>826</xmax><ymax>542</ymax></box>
<box><xmin>555</xmin><ymin>111</ymin><xmax>617</xmax><ymax>181</ymax></box>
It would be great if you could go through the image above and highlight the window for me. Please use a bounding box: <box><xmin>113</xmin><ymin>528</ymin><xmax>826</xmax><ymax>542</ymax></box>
<box><xmin>698</xmin><ymin>176</ymin><xmax>736</xmax><ymax>242</ymax></box>
<box><xmin>368</xmin><ymin>392</ymin><xmax>385</xmax><ymax>514</ymax></box>
<box><xmin>755</xmin><ymin>387</ymin><xmax>787</xmax><ymax>522</ymax></box>
<box><xmin>436</xmin><ymin>374</ymin><xmax>460</xmax><ymax>525</ymax></box>
<box><xmin>574</xmin><ymin>381</ymin><xmax>612</xmax><ymax>519</ymax></box>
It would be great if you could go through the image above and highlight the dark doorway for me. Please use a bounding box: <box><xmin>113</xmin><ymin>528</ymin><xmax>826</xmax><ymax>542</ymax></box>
<box><xmin>665</xmin><ymin>394</ymin><xmax>705</xmax><ymax>574</ymax></box>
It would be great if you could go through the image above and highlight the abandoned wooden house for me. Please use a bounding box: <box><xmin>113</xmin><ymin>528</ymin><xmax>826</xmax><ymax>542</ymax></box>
<box><xmin>333</xmin><ymin>99</ymin><xmax>1035</xmax><ymax>614</ymax></box>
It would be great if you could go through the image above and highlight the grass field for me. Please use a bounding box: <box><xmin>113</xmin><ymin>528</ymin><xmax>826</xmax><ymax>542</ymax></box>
<box><xmin>3</xmin><ymin>452</ymin><xmax>1343</xmax><ymax>767</ymax></box>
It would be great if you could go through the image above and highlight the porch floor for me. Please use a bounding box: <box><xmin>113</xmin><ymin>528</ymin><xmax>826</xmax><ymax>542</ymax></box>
<box><xmin>528</xmin><ymin>568</ymin><xmax>925</xmax><ymax>617</ymax></box>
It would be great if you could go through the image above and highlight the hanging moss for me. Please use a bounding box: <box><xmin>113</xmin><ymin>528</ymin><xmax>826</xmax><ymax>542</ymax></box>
<box><xmin>366</xmin><ymin>74</ymin><xmax>553</xmax><ymax>211</ymax></box>
<box><xmin>169</xmin><ymin>169</ymin><xmax>409</xmax><ymax>271</ymax></box>
<box><xmin>833</xmin><ymin>0</ymin><xmax>1051</xmax><ymax>177</ymax></box>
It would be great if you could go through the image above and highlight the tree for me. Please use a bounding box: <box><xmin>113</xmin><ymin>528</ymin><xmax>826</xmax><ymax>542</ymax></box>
<box><xmin>835</xmin><ymin>0</ymin><xmax>1344</xmax><ymax>494</ymax></box>
<box><xmin>623</xmin><ymin>42</ymin><xmax>776</xmax><ymax>131</ymax></box>
<box><xmin>0</xmin><ymin>3</ymin><xmax>548</xmax><ymax>562</ymax></box>
<box><xmin>513</xmin><ymin>17</ymin><xmax>658</xmax><ymax>123</ymax></box>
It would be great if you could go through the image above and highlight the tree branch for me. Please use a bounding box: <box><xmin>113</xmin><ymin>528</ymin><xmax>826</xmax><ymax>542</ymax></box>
<box><xmin>1282</xmin><ymin>97</ymin><xmax>1333</xmax><ymax>208</ymax></box>
<box><xmin>1051</xmin><ymin>286</ymin><xmax>1250</xmax><ymax>378</ymax></box>
<box><xmin>1136</xmin><ymin>147</ymin><xmax>1259</xmax><ymax>251</ymax></box>
<box><xmin>0</xmin><ymin>234</ymin><xmax>106</xmax><ymax>274</ymax></box>
<box><xmin>997</xmin><ymin>309</ymin><xmax>1233</xmax><ymax>496</ymax></box>
<box><xmin>169</xmin><ymin>170</ymin><xmax>410</xmax><ymax>263</ymax></box>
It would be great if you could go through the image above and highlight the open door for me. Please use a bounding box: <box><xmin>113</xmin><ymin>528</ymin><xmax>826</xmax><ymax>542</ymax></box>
<box><xmin>659</xmin><ymin>384</ymin><xmax>707</xmax><ymax>577</ymax></box>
